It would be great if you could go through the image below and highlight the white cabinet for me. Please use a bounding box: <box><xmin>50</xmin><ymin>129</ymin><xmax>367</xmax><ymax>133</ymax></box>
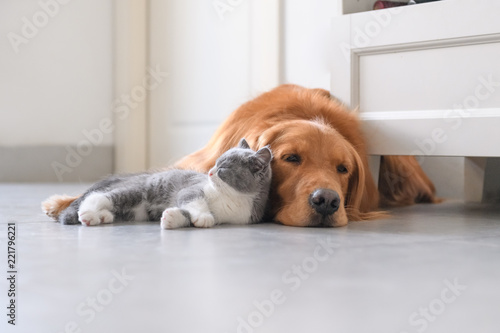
<box><xmin>331</xmin><ymin>0</ymin><xmax>500</xmax><ymax>202</ymax></box>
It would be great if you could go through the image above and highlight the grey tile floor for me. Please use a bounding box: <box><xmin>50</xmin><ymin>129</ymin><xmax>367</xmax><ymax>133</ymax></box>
<box><xmin>1</xmin><ymin>183</ymin><xmax>500</xmax><ymax>333</ymax></box>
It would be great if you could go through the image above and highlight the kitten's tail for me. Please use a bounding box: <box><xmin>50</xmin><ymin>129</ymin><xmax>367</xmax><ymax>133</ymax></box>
<box><xmin>41</xmin><ymin>194</ymin><xmax>80</xmax><ymax>220</ymax></box>
<box><xmin>58</xmin><ymin>205</ymin><xmax>80</xmax><ymax>225</ymax></box>
<box><xmin>42</xmin><ymin>194</ymin><xmax>81</xmax><ymax>225</ymax></box>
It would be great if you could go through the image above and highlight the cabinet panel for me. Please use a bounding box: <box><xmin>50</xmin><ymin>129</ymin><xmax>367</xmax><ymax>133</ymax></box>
<box><xmin>359</xmin><ymin>42</ymin><xmax>500</xmax><ymax>113</ymax></box>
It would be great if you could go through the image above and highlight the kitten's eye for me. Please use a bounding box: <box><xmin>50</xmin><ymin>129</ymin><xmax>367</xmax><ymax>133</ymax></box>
<box><xmin>337</xmin><ymin>164</ymin><xmax>348</xmax><ymax>174</ymax></box>
<box><xmin>282</xmin><ymin>154</ymin><xmax>301</xmax><ymax>164</ymax></box>
<box><xmin>217</xmin><ymin>167</ymin><xmax>227</xmax><ymax>177</ymax></box>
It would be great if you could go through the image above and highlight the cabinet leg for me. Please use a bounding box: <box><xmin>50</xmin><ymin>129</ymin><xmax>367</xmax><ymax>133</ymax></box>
<box><xmin>482</xmin><ymin>157</ymin><xmax>500</xmax><ymax>203</ymax></box>
<box><xmin>464</xmin><ymin>157</ymin><xmax>487</xmax><ymax>203</ymax></box>
<box><xmin>368</xmin><ymin>155</ymin><xmax>381</xmax><ymax>188</ymax></box>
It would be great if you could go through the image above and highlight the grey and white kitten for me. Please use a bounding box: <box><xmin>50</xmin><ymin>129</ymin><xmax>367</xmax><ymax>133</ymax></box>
<box><xmin>58</xmin><ymin>139</ymin><xmax>273</xmax><ymax>229</ymax></box>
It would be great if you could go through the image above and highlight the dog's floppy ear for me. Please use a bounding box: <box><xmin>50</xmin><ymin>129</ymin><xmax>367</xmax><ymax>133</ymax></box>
<box><xmin>345</xmin><ymin>145</ymin><xmax>387</xmax><ymax>221</ymax></box>
<box><xmin>344</xmin><ymin>145</ymin><xmax>366</xmax><ymax>221</ymax></box>
<box><xmin>255</xmin><ymin>123</ymin><xmax>287</xmax><ymax>149</ymax></box>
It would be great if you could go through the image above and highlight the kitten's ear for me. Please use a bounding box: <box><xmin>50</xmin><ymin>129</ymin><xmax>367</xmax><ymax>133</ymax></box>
<box><xmin>255</xmin><ymin>146</ymin><xmax>273</xmax><ymax>165</ymax></box>
<box><xmin>238</xmin><ymin>138</ymin><xmax>251</xmax><ymax>149</ymax></box>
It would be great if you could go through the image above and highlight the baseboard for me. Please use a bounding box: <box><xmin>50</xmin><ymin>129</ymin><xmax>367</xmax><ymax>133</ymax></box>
<box><xmin>0</xmin><ymin>145</ymin><xmax>113</xmax><ymax>182</ymax></box>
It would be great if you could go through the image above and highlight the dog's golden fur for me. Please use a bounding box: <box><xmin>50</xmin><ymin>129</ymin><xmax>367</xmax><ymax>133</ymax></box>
<box><xmin>42</xmin><ymin>84</ymin><xmax>439</xmax><ymax>227</ymax></box>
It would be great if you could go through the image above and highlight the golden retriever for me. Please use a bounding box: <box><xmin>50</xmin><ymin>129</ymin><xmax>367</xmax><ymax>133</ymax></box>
<box><xmin>43</xmin><ymin>84</ymin><xmax>438</xmax><ymax>227</ymax></box>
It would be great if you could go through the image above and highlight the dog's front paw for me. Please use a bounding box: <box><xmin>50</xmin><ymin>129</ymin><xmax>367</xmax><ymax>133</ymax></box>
<box><xmin>192</xmin><ymin>213</ymin><xmax>215</xmax><ymax>228</ymax></box>
<box><xmin>78</xmin><ymin>210</ymin><xmax>113</xmax><ymax>226</ymax></box>
<box><xmin>161</xmin><ymin>208</ymin><xmax>188</xmax><ymax>229</ymax></box>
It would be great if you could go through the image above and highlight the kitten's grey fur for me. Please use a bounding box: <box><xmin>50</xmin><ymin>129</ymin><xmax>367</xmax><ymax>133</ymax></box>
<box><xmin>58</xmin><ymin>139</ymin><xmax>273</xmax><ymax>229</ymax></box>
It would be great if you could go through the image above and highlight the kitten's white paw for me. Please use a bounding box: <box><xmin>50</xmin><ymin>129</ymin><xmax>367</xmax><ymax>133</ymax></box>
<box><xmin>192</xmin><ymin>213</ymin><xmax>215</xmax><ymax>228</ymax></box>
<box><xmin>79</xmin><ymin>210</ymin><xmax>100</xmax><ymax>226</ymax></box>
<box><xmin>78</xmin><ymin>193</ymin><xmax>114</xmax><ymax>226</ymax></box>
<box><xmin>78</xmin><ymin>210</ymin><xmax>114</xmax><ymax>226</ymax></box>
<box><xmin>99</xmin><ymin>210</ymin><xmax>114</xmax><ymax>224</ymax></box>
<box><xmin>161</xmin><ymin>208</ymin><xmax>187</xmax><ymax>229</ymax></box>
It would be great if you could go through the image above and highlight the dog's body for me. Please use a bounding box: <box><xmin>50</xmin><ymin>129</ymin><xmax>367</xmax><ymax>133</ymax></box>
<box><xmin>43</xmin><ymin>84</ymin><xmax>438</xmax><ymax>227</ymax></box>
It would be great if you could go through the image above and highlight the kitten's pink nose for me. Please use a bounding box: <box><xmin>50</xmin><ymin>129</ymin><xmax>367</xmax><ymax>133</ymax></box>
<box><xmin>208</xmin><ymin>167</ymin><xmax>215</xmax><ymax>177</ymax></box>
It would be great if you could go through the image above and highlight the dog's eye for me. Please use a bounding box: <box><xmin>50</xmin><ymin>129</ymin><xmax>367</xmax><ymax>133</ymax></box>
<box><xmin>283</xmin><ymin>154</ymin><xmax>301</xmax><ymax>164</ymax></box>
<box><xmin>337</xmin><ymin>165</ymin><xmax>348</xmax><ymax>174</ymax></box>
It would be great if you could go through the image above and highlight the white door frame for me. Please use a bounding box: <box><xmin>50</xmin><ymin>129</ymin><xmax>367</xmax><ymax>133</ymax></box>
<box><xmin>113</xmin><ymin>0</ymin><xmax>148</xmax><ymax>173</ymax></box>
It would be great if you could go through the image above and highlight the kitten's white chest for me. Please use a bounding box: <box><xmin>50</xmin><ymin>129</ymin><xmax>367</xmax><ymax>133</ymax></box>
<box><xmin>204</xmin><ymin>183</ymin><xmax>253</xmax><ymax>224</ymax></box>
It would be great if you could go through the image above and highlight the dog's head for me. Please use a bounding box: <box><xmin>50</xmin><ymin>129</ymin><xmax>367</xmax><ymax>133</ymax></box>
<box><xmin>256</xmin><ymin>119</ymin><xmax>366</xmax><ymax>227</ymax></box>
<box><xmin>176</xmin><ymin>84</ymin><xmax>380</xmax><ymax>226</ymax></box>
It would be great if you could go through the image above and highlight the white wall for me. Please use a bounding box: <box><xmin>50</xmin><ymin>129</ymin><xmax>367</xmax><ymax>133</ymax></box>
<box><xmin>282</xmin><ymin>0</ymin><xmax>340</xmax><ymax>90</ymax></box>
<box><xmin>0</xmin><ymin>0</ymin><xmax>113</xmax><ymax>181</ymax></box>
<box><xmin>0</xmin><ymin>0</ymin><xmax>113</xmax><ymax>146</ymax></box>
<box><xmin>148</xmin><ymin>0</ymin><xmax>279</xmax><ymax>168</ymax></box>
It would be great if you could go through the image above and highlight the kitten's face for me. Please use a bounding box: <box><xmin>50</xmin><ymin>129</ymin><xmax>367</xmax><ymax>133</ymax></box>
<box><xmin>208</xmin><ymin>139</ymin><xmax>272</xmax><ymax>193</ymax></box>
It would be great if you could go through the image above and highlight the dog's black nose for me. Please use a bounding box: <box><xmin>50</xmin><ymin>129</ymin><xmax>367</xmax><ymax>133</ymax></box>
<box><xmin>309</xmin><ymin>189</ymin><xmax>340</xmax><ymax>216</ymax></box>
